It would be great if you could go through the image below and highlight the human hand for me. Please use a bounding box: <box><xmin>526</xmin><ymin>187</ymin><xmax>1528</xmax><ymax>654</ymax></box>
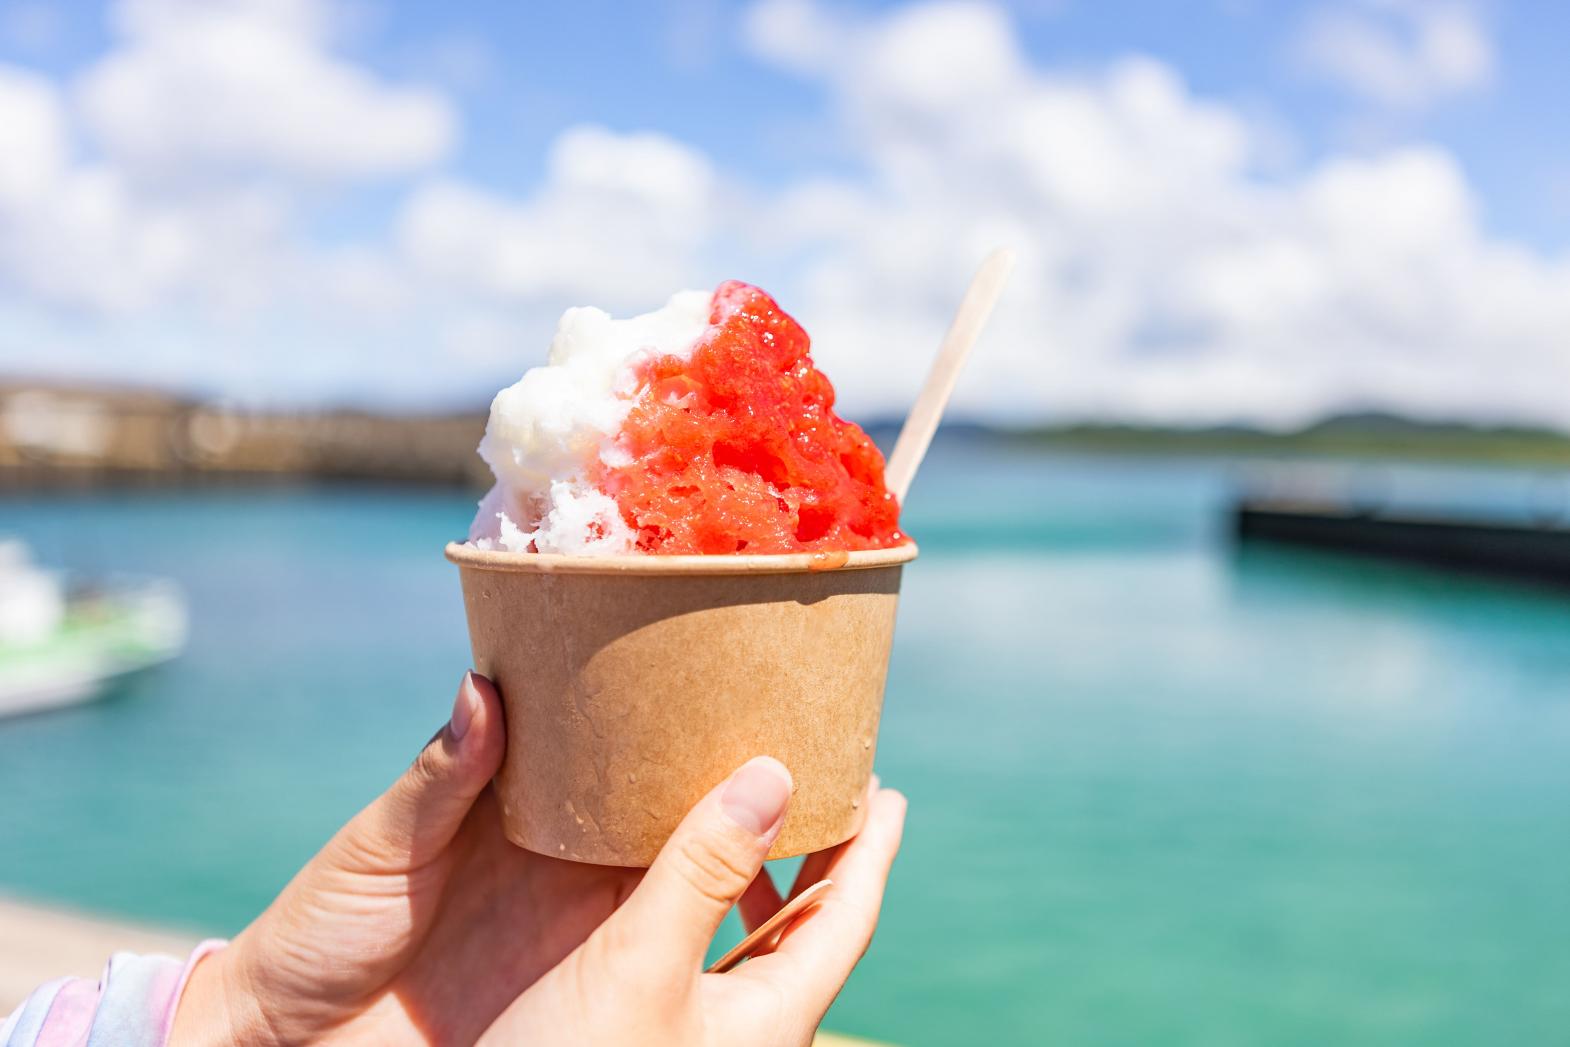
<box><xmin>170</xmin><ymin>672</ymin><xmax>645</xmax><ymax>1045</ymax></box>
<box><xmin>170</xmin><ymin>671</ymin><xmax>907</xmax><ymax>1046</ymax></box>
<box><xmin>478</xmin><ymin>755</ymin><xmax>908</xmax><ymax>1045</ymax></box>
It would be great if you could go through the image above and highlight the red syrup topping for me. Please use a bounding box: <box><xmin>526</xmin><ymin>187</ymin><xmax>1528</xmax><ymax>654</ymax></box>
<box><xmin>593</xmin><ymin>281</ymin><xmax>906</xmax><ymax>554</ymax></box>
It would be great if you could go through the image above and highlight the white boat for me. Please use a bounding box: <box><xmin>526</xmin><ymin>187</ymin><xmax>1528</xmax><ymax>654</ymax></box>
<box><xmin>0</xmin><ymin>540</ymin><xmax>187</xmax><ymax>719</ymax></box>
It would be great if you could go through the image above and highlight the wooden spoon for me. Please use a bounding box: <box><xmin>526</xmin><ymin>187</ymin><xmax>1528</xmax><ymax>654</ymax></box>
<box><xmin>706</xmin><ymin>878</ymin><xmax>834</xmax><ymax>974</ymax></box>
<box><xmin>883</xmin><ymin>248</ymin><xmax>1017</xmax><ymax>504</ymax></box>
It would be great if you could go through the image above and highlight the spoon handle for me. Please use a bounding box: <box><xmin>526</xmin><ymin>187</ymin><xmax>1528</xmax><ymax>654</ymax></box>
<box><xmin>884</xmin><ymin>248</ymin><xmax>1016</xmax><ymax>504</ymax></box>
<box><xmin>706</xmin><ymin>878</ymin><xmax>834</xmax><ymax>974</ymax></box>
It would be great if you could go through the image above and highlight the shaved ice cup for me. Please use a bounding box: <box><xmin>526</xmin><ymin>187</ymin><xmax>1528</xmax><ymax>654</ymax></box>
<box><xmin>445</xmin><ymin>541</ymin><xmax>918</xmax><ymax>867</ymax></box>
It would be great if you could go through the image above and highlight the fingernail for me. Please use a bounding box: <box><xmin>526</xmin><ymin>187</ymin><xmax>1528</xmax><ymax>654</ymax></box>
<box><xmin>721</xmin><ymin>757</ymin><xmax>793</xmax><ymax>836</ymax></box>
<box><xmin>450</xmin><ymin>672</ymin><xmax>478</xmax><ymax>741</ymax></box>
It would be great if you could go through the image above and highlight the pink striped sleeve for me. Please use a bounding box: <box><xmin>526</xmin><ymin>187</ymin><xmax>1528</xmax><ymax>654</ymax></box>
<box><xmin>2</xmin><ymin>940</ymin><xmax>227</xmax><ymax>1047</ymax></box>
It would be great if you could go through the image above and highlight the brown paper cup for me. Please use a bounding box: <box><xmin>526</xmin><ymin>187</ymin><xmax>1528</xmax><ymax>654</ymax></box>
<box><xmin>444</xmin><ymin>541</ymin><xmax>917</xmax><ymax>866</ymax></box>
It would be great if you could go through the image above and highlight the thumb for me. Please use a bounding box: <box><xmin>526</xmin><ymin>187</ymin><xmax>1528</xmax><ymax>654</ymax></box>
<box><xmin>331</xmin><ymin>671</ymin><xmax>505</xmax><ymax>872</ymax></box>
<box><xmin>598</xmin><ymin>757</ymin><xmax>793</xmax><ymax>970</ymax></box>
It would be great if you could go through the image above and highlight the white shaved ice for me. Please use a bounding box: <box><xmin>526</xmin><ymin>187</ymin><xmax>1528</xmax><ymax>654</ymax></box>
<box><xmin>470</xmin><ymin>289</ymin><xmax>710</xmax><ymax>554</ymax></box>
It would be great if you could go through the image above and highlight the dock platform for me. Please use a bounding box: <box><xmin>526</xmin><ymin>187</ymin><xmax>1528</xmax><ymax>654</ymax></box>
<box><xmin>1234</xmin><ymin>499</ymin><xmax>1570</xmax><ymax>587</ymax></box>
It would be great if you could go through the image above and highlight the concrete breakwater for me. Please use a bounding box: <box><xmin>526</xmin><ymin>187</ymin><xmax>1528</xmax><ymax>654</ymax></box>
<box><xmin>0</xmin><ymin>383</ymin><xmax>490</xmax><ymax>490</ymax></box>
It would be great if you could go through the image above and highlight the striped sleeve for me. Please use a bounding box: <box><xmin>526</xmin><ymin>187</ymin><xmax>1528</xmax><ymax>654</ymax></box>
<box><xmin>2</xmin><ymin>940</ymin><xmax>226</xmax><ymax>1047</ymax></box>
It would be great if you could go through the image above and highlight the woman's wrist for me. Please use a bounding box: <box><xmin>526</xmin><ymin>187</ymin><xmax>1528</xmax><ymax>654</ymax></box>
<box><xmin>168</xmin><ymin>940</ymin><xmax>271</xmax><ymax>1047</ymax></box>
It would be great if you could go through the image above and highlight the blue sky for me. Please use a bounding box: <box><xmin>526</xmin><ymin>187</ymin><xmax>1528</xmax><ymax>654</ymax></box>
<box><xmin>2</xmin><ymin>0</ymin><xmax>1569</xmax><ymax>427</ymax></box>
<box><xmin>9</xmin><ymin>0</ymin><xmax>1548</xmax><ymax>242</ymax></box>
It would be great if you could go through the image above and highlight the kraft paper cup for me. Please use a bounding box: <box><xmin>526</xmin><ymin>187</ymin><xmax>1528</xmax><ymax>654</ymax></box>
<box><xmin>445</xmin><ymin>541</ymin><xmax>918</xmax><ymax>867</ymax></box>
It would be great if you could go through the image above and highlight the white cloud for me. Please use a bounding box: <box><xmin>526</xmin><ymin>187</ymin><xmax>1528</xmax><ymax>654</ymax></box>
<box><xmin>0</xmin><ymin>169</ymin><xmax>195</xmax><ymax>312</ymax></box>
<box><xmin>2</xmin><ymin>0</ymin><xmax>1568</xmax><ymax>431</ymax></box>
<box><xmin>306</xmin><ymin>245</ymin><xmax>412</xmax><ymax>316</ymax></box>
<box><xmin>0</xmin><ymin>66</ymin><xmax>207</xmax><ymax>312</ymax></box>
<box><xmin>0</xmin><ymin>0</ymin><xmax>456</xmax><ymax>318</ymax></box>
<box><xmin>741</xmin><ymin>0</ymin><xmax>851</xmax><ymax>76</ymax></box>
<box><xmin>739</xmin><ymin>0</ymin><xmax>1570</xmax><ymax>429</ymax></box>
<box><xmin>0</xmin><ymin>66</ymin><xmax>67</xmax><ymax>205</ymax></box>
<box><xmin>398</xmin><ymin>126</ymin><xmax>717</xmax><ymax>309</ymax></box>
<box><xmin>77</xmin><ymin>0</ymin><xmax>456</xmax><ymax>183</ymax></box>
<box><xmin>1295</xmin><ymin>0</ymin><xmax>1494</xmax><ymax>110</ymax></box>
<box><xmin>0</xmin><ymin>59</ymin><xmax>303</xmax><ymax>314</ymax></box>
<box><xmin>0</xmin><ymin>0</ymin><xmax>458</xmax><ymax>398</ymax></box>
<box><xmin>438</xmin><ymin>312</ymin><xmax>538</xmax><ymax>367</ymax></box>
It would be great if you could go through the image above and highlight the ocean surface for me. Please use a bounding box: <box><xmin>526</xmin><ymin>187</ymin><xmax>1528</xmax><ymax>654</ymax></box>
<box><xmin>4</xmin><ymin>442</ymin><xmax>1569</xmax><ymax>1045</ymax></box>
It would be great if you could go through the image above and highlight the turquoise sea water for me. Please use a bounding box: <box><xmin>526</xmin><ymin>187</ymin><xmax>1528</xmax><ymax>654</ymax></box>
<box><xmin>4</xmin><ymin>443</ymin><xmax>1569</xmax><ymax>1044</ymax></box>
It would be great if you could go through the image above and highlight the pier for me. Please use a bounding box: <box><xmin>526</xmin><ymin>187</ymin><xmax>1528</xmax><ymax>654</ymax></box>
<box><xmin>1234</xmin><ymin>499</ymin><xmax>1570</xmax><ymax>588</ymax></box>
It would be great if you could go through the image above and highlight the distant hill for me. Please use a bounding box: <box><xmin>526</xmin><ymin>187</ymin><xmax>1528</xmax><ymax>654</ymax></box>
<box><xmin>862</xmin><ymin>411</ymin><xmax>1570</xmax><ymax>466</ymax></box>
<box><xmin>4</xmin><ymin>376</ymin><xmax>1567</xmax><ymax>493</ymax></box>
<box><xmin>998</xmin><ymin>412</ymin><xmax>1570</xmax><ymax>464</ymax></box>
